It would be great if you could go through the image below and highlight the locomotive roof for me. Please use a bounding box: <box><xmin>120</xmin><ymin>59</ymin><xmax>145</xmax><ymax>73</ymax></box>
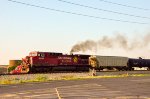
<box><xmin>73</xmin><ymin>54</ymin><xmax>90</xmax><ymax>56</ymax></box>
<box><xmin>30</xmin><ymin>51</ymin><xmax>62</xmax><ymax>54</ymax></box>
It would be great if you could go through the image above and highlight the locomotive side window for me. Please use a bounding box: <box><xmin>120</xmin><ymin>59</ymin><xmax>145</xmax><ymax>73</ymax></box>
<box><xmin>37</xmin><ymin>53</ymin><xmax>45</xmax><ymax>57</ymax></box>
<box><xmin>38</xmin><ymin>54</ymin><xmax>41</xmax><ymax>57</ymax></box>
<box><xmin>41</xmin><ymin>53</ymin><xmax>45</xmax><ymax>57</ymax></box>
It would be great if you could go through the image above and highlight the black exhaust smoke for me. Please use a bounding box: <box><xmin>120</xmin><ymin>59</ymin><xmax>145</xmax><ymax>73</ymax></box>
<box><xmin>70</xmin><ymin>33</ymin><xmax>150</xmax><ymax>53</ymax></box>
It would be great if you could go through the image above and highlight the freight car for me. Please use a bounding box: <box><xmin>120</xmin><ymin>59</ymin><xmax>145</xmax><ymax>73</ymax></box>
<box><xmin>89</xmin><ymin>56</ymin><xmax>130</xmax><ymax>71</ymax></box>
<box><xmin>128</xmin><ymin>58</ymin><xmax>150</xmax><ymax>70</ymax></box>
<box><xmin>10</xmin><ymin>51</ymin><xmax>95</xmax><ymax>74</ymax></box>
<box><xmin>89</xmin><ymin>56</ymin><xmax>150</xmax><ymax>71</ymax></box>
<box><xmin>89</xmin><ymin>55</ymin><xmax>132</xmax><ymax>71</ymax></box>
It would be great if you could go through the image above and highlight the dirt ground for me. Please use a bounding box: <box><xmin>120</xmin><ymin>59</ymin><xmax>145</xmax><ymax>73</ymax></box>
<box><xmin>0</xmin><ymin>65</ymin><xmax>7</xmax><ymax>74</ymax></box>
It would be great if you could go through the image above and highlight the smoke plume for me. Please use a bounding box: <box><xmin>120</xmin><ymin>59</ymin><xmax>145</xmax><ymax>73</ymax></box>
<box><xmin>70</xmin><ymin>33</ymin><xmax>150</xmax><ymax>54</ymax></box>
<box><xmin>70</xmin><ymin>40</ymin><xmax>97</xmax><ymax>53</ymax></box>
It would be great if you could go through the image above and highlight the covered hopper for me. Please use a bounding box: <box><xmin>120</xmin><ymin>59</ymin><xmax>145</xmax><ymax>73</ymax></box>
<box><xmin>94</xmin><ymin>56</ymin><xmax>129</xmax><ymax>67</ymax></box>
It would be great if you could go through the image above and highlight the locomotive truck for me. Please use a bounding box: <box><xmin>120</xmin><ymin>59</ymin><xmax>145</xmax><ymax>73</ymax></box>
<box><xmin>10</xmin><ymin>51</ymin><xmax>150</xmax><ymax>74</ymax></box>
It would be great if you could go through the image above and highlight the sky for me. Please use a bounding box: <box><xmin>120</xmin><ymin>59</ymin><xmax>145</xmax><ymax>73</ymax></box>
<box><xmin>0</xmin><ymin>0</ymin><xmax>150</xmax><ymax>65</ymax></box>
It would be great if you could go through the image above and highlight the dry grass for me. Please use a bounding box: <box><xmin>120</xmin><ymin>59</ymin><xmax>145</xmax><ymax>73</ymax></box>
<box><xmin>0</xmin><ymin>73</ymin><xmax>89</xmax><ymax>84</ymax></box>
<box><xmin>0</xmin><ymin>73</ymin><xmax>150</xmax><ymax>85</ymax></box>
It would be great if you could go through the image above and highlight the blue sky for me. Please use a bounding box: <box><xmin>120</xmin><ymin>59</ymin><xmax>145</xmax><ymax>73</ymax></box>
<box><xmin>0</xmin><ymin>0</ymin><xmax>150</xmax><ymax>64</ymax></box>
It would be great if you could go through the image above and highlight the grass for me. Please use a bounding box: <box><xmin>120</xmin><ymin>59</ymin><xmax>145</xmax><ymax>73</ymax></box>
<box><xmin>0</xmin><ymin>75</ymin><xmax>49</xmax><ymax>84</ymax></box>
<box><xmin>0</xmin><ymin>73</ymin><xmax>150</xmax><ymax>85</ymax></box>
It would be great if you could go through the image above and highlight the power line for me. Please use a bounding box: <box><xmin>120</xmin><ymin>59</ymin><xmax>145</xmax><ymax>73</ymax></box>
<box><xmin>8</xmin><ymin>0</ymin><xmax>149</xmax><ymax>25</ymax></box>
<box><xmin>99</xmin><ymin>0</ymin><xmax>150</xmax><ymax>11</ymax></box>
<box><xmin>57</xmin><ymin>0</ymin><xmax>150</xmax><ymax>19</ymax></box>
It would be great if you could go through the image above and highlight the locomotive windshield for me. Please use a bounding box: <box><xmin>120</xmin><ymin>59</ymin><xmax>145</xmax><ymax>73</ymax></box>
<box><xmin>29</xmin><ymin>52</ymin><xmax>37</xmax><ymax>56</ymax></box>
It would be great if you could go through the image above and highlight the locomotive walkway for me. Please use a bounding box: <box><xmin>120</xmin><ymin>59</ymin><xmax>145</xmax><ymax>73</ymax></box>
<box><xmin>0</xmin><ymin>76</ymin><xmax>150</xmax><ymax>99</ymax></box>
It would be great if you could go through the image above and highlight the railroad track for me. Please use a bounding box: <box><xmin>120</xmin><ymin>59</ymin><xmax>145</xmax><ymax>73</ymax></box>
<box><xmin>96</xmin><ymin>70</ymin><xmax>150</xmax><ymax>76</ymax></box>
<box><xmin>1</xmin><ymin>70</ymin><xmax>150</xmax><ymax>76</ymax></box>
<box><xmin>0</xmin><ymin>71</ymin><xmax>90</xmax><ymax>76</ymax></box>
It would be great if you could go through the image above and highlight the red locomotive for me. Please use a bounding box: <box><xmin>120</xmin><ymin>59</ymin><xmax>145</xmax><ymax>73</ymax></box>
<box><xmin>11</xmin><ymin>51</ymin><xmax>93</xmax><ymax>74</ymax></box>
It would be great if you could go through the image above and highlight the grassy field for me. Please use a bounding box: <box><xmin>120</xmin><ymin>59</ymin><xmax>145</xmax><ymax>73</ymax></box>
<box><xmin>0</xmin><ymin>65</ymin><xmax>8</xmax><ymax>74</ymax></box>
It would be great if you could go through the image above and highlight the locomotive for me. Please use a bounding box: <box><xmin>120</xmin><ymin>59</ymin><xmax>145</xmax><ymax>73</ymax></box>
<box><xmin>10</xmin><ymin>51</ymin><xmax>150</xmax><ymax>74</ymax></box>
<box><xmin>10</xmin><ymin>51</ymin><xmax>95</xmax><ymax>74</ymax></box>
